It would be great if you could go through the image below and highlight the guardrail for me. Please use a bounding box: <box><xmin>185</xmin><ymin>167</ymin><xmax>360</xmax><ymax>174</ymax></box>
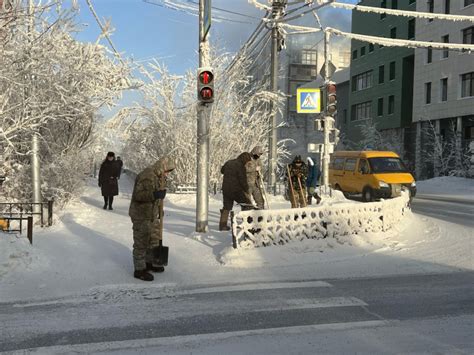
<box><xmin>0</xmin><ymin>216</ymin><xmax>34</xmax><ymax>244</ymax></box>
<box><xmin>231</xmin><ymin>191</ymin><xmax>411</xmax><ymax>249</ymax></box>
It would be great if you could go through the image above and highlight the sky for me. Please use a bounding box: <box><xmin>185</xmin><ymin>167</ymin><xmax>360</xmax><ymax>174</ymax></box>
<box><xmin>70</xmin><ymin>0</ymin><xmax>358</xmax><ymax>75</ymax></box>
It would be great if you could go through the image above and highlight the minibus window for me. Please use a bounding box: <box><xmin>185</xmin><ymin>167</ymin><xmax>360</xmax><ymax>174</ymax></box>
<box><xmin>368</xmin><ymin>157</ymin><xmax>408</xmax><ymax>173</ymax></box>
<box><xmin>359</xmin><ymin>159</ymin><xmax>369</xmax><ymax>174</ymax></box>
<box><xmin>332</xmin><ymin>157</ymin><xmax>345</xmax><ymax>170</ymax></box>
<box><xmin>344</xmin><ymin>158</ymin><xmax>357</xmax><ymax>171</ymax></box>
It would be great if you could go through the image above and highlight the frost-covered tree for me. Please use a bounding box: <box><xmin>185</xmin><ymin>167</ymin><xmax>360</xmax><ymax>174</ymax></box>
<box><xmin>116</xmin><ymin>47</ymin><xmax>289</xmax><ymax>188</ymax></box>
<box><xmin>0</xmin><ymin>1</ymin><xmax>130</xmax><ymax>203</ymax></box>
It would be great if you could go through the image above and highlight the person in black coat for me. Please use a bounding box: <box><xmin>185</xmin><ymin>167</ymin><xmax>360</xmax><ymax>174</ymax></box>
<box><xmin>116</xmin><ymin>156</ymin><xmax>123</xmax><ymax>179</ymax></box>
<box><xmin>98</xmin><ymin>152</ymin><xmax>120</xmax><ymax>210</ymax></box>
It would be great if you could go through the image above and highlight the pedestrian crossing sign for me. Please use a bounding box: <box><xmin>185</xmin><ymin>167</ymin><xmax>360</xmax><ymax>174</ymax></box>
<box><xmin>297</xmin><ymin>88</ymin><xmax>321</xmax><ymax>114</ymax></box>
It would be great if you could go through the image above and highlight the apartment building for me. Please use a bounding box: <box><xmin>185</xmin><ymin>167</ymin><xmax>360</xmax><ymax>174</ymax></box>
<box><xmin>348</xmin><ymin>0</ymin><xmax>416</xmax><ymax>160</ymax></box>
<box><xmin>412</xmin><ymin>0</ymin><xmax>474</xmax><ymax>178</ymax></box>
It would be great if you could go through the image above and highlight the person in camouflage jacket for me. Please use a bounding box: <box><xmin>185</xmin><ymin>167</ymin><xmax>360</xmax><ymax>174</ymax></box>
<box><xmin>129</xmin><ymin>157</ymin><xmax>175</xmax><ymax>281</ymax></box>
<box><xmin>286</xmin><ymin>155</ymin><xmax>308</xmax><ymax>208</ymax></box>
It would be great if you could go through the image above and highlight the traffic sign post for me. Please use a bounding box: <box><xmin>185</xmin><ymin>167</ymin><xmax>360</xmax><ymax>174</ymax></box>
<box><xmin>296</xmin><ymin>88</ymin><xmax>321</xmax><ymax>114</ymax></box>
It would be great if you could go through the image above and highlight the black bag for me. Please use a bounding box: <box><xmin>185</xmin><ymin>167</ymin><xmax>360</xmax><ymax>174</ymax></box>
<box><xmin>152</xmin><ymin>245</ymin><xmax>169</xmax><ymax>266</ymax></box>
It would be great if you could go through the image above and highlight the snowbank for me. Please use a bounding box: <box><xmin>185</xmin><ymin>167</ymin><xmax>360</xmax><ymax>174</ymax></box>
<box><xmin>417</xmin><ymin>176</ymin><xmax>474</xmax><ymax>201</ymax></box>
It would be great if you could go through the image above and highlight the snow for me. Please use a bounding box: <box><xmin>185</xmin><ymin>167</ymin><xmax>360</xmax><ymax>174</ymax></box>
<box><xmin>331</xmin><ymin>2</ymin><xmax>474</xmax><ymax>23</ymax></box>
<box><xmin>417</xmin><ymin>176</ymin><xmax>474</xmax><ymax>201</ymax></box>
<box><xmin>0</xmin><ymin>174</ymin><xmax>472</xmax><ymax>303</ymax></box>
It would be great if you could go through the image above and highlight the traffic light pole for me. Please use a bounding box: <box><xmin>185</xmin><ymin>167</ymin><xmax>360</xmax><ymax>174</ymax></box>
<box><xmin>322</xmin><ymin>30</ymin><xmax>330</xmax><ymax>192</ymax></box>
<box><xmin>268</xmin><ymin>21</ymin><xmax>278</xmax><ymax>195</ymax></box>
<box><xmin>196</xmin><ymin>0</ymin><xmax>210</xmax><ymax>232</ymax></box>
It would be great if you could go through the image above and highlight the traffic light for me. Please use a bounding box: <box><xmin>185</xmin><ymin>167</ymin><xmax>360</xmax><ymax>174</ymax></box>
<box><xmin>326</xmin><ymin>82</ymin><xmax>337</xmax><ymax>116</ymax></box>
<box><xmin>197</xmin><ymin>67</ymin><xmax>214</xmax><ymax>103</ymax></box>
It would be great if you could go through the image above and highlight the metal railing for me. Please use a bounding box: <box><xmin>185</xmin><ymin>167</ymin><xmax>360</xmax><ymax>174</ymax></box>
<box><xmin>1</xmin><ymin>216</ymin><xmax>34</xmax><ymax>244</ymax></box>
<box><xmin>0</xmin><ymin>200</ymin><xmax>54</xmax><ymax>227</ymax></box>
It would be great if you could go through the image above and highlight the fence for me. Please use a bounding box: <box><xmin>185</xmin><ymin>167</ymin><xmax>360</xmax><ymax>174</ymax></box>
<box><xmin>231</xmin><ymin>191</ymin><xmax>411</xmax><ymax>249</ymax></box>
<box><xmin>0</xmin><ymin>216</ymin><xmax>34</xmax><ymax>244</ymax></box>
<box><xmin>0</xmin><ymin>200</ymin><xmax>54</xmax><ymax>227</ymax></box>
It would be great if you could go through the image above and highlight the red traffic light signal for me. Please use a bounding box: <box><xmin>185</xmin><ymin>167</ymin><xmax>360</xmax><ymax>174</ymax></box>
<box><xmin>198</xmin><ymin>68</ymin><xmax>214</xmax><ymax>103</ymax></box>
<box><xmin>326</xmin><ymin>82</ymin><xmax>337</xmax><ymax>116</ymax></box>
<box><xmin>199</xmin><ymin>71</ymin><xmax>213</xmax><ymax>85</ymax></box>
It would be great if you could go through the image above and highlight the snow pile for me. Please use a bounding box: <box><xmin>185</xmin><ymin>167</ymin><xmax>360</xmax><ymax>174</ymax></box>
<box><xmin>232</xmin><ymin>191</ymin><xmax>411</xmax><ymax>248</ymax></box>
<box><xmin>417</xmin><ymin>177</ymin><xmax>474</xmax><ymax>200</ymax></box>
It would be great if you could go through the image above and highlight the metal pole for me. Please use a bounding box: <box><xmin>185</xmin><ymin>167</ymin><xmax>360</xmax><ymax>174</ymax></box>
<box><xmin>322</xmin><ymin>31</ymin><xmax>330</xmax><ymax>193</ymax></box>
<box><xmin>27</xmin><ymin>0</ymin><xmax>42</xmax><ymax>214</ymax></box>
<box><xmin>196</xmin><ymin>0</ymin><xmax>210</xmax><ymax>232</ymax></box>
<box><xmin>268</xmin><ymin>0</ymin><xmax>286</xmax><ymax>195</ymax></box>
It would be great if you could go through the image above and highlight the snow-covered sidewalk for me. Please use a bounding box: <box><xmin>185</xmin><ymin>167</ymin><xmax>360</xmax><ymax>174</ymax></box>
<box><xmin>0</xmin><ymin>175</ymin><xmax>472</xmax><ymax>303</ymax></box>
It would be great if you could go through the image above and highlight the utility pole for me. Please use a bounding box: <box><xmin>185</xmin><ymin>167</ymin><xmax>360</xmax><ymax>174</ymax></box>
<box><xmin>196</xmin><ymin>0</ymin><xmax>211</xmax><ymax>232</ymax></box>
<box><xmin>322</xmin><ymin>30</ymin><xmax>330</xmax><ymax>192</ymax></box>
<box><xmin>268</xmin><ymin>0</ymin><xmax>286</xmax><ymax>195</ymax></box>
<box><xmin>27</xmin><ymin>0</ymin><xmax>42</xmax><ymax>214</ymax></box>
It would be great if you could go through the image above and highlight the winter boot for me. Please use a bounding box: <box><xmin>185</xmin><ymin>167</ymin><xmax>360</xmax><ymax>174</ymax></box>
<box><xmin>108</xmin><ymin>205</ymin><xmax>113</xmax><ymax>210</ymax></box>
<box><xmin>315</xmin><ymin>193</ymin><xmax>322</xmax><ymax>205</ymax></box>
<box><xmin>307</xmin><ymin>195</ymin><xmax>312</xmax><ymax>205</ymax></box>
<box><xmin>134</xmin><ymin>269</ymin><xmax>154</xmax><ymax>281</ymax></box>
<box><xmin>219</xmin><ymin>209</ymin><xmax>230</xmax><ymax>231</ymax></box>
<box><xmin>146</xmin><ymin>263</ymin><xmax>165</xmax><ymax>273</ymax></box>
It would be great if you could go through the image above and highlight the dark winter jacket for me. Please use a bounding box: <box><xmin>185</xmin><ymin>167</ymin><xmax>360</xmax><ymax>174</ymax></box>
<box><xmin>129</xmin><ymin>157</ymin><xmax>175</xmax><ymax>221</ymax></box>
<box><xmin>306</xmin><ymin>158</ymin><xmax>320</xmax><ymax>188</ymax></box>
<box><xmin>287</xmin><ymin>157</ymin><xmax>308</xmax><ymax>191</ymax></box>
<box><xmin>116</xmin><ymin>158</ymin><xmax>123</xmax><ymax>178</ymax></box>
<box><xmin>221</xmin><ymin>153</ymin><xmax>252</xmax><ymax>197</ymax></box>
<box><xmin>99</xmin><ymin>160</ymin><xmax>120</xmax><ymax>197</ymax></box>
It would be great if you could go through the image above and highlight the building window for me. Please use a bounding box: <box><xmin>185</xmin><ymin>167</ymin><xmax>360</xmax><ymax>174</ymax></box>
<box><xmin>425</xmin><ymin>82</ymin><xmax>432</xmax><ymax>104</ymax></box>
<box><xmin>369</xmin><ymin>43</ymin><xmax>374</xmax><ymax>52</ymax></box>
<box><xmin>361</xmin><ymin>46</ymin><xmax>366</xmax><ymax>56</ymax></box>
<box><xmin>391</xmin><ymin>0</ymin><xmax>398</xmax><ymax>9</ymax></box>
<box><xmin>380</xmin><ymin>0</ymin><xmax>387</xmax><ymax>19</ymax></box>
<box><xmin>465</xmin><ymin>126</ymin><xmax>474</xmax><ymax>140</ymax></box>
<box><xmin>343</xmin><ymin>109</ymin><xmax>347</xmax><ymax>124</ymax></box>
<box><xmin>409</xmin><ymin>0</ymin><xmax>415</xmax><ymax>3</ymax></box>
<box><xmin>389</xmin><ymin>61</ymin><xmax>395</xmax><ymax>80</ymax></box>
<box><xmin>408</xmin><ymin>19</ymin><xmax>415</xmax><ymax>39</ymax></box>
<box><xmin>442</xmin><ymin>35</ymin><xmax>449</xmax><ymax>58</ymax></box>
<box><xmin>390</xmin><ymin>27</ymin><xmax>397</xmax><ymax>39</ymax></box>
<box><xmin>352</xmin><ymin>49</ymin><xmax>357</xmax><ymax>60</ymax></box>
<box><xmin>352</xmin><ymin>70</ymin><xmax>373</xmax><ymax>91</ymax></box>
<box><xmin>465</xmin><ymin>0</ymin><xmax>474</xmax><ymax>7</ymax></box>
<box><xmin>427</xmin><ymin>47</ymin><xmax>432</xmax><ymax>63</ymax></box>
<box><xmin>379</xmin><ymin>65</ymin><xmax>385</xmax><ymax>84</ymax></box>
<box><xmin>461</xmin><ymin>72</ymin><xmax>474</xmax><ymax>98</ymax></box>
<box><xmin>388</xmin><ymin>95</ymin><xmax>395</xmax><ymax>114</ymax></box>
<box><xmin>440</xmin><ymin>78</ymin><xmax>448</xmax><ymax>101</ymax></box>
<box><xmin>427</xmin><ymin>0</ymin><xmax>434</xmax><ymax>22</ymax></box>
<box><xmin>351</xmin><ymin>101</ymin><xmax>372</xmax><ymax>121</ymax></box>
<box><xmin>444</xmin><ymin>0</ymin><xmax>450</xmax><ymax>13</ymax></box>
<box><xmin>300</xmin><ymin>50</ymin><xmax>317</xmax><ymax>65</ymax></box>
<box><xmin>377</xmin><ymin>98</ymin><xmax>384</xmax><ymax>116</ymax></box>
<box><xmin>462</xmin><ymin>26</ymin><xmax>474</xmax><ymax>45</ymax></box>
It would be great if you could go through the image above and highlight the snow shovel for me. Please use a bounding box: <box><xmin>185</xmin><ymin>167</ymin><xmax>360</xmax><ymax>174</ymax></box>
<box><xmin>296</xmin><ymin>175</ymin><xmax>307</xmax><ymax>208</ymax></box>
<box><xmin>287</xmin><ymin>164</ymin><xmax>297</xmax><ymax>208</ymax></box>
<box><xmin>153</xmin><ymin>178</ymin><xmax>169</xmax><ymax>266</ymax></box>
<box><xmin>258</xmin><ymin>173</ymin><xmax>271</xmax><ymax>209</ymax></box>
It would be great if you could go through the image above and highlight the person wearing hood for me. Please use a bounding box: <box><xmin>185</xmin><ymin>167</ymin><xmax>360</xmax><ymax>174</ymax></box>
<box><xmin>306</xmin><ymin>157</ymin><xmax>322</xmax><ymax>205</ymax></box>
<box><xmin>129</xmin><ymin>157</ymin><xmax>175</xmax><ymax>281</ymax></box>
<box><xmin>246</xmin><ymin>145</ymin><xmax>265</xmax><ymax>210</ymax></box>
<box><xmin>286</xmin><ymin>155</ymin><xmax>308</xmax><ymax>208</ymax></box>
<box><xmin>219</xmin><ymin>152</ymin><xmax>253</xmax><ymax>231</ymax></box>
<box><xmin>98</xmin><ymin>152</ymin><xmax>120</xmax><ymax>210</ymax></box>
